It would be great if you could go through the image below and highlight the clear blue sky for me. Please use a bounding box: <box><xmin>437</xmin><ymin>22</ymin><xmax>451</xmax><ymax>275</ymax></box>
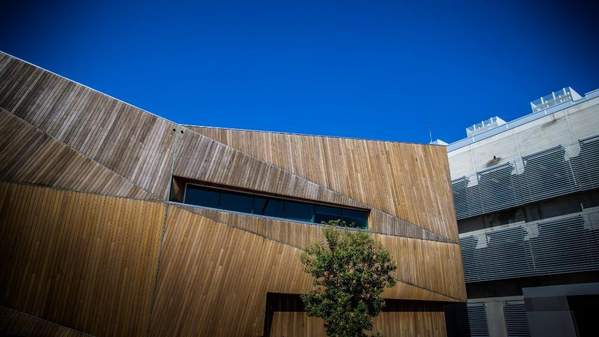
<box><xmin>1</xmin><ymin>0</ymin><xmax>598</xmax><ymax>143</ymax></box>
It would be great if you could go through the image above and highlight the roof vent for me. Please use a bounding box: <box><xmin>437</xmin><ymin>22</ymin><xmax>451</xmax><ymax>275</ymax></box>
<box><xmin>466</xmin><ymin>116</ymin><xmax>506</xmax><ymax>138</ymax></box>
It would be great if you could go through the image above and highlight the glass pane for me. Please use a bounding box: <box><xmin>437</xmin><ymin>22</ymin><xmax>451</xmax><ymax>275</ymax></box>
<box><xmin>284</xmin><ymin>200</ymin><xmax>314</xmax><ymax>222</ymax></box>
<box><xmin>263</xmin><ymin>199</ymin><xmax>285</xmax><ymax>218</ymax></box>
<box><xmin>314</xmin><ymin>205</ymin><xmax>343</xmax><ymax>224</ymax></box>
<box><xmin>341</xmin><ymin>209</ymin><xmax>368</xmax><ymax>228</ymax></box>
<box><xmin>253</xmin><ymin>196</ymin><xmax>268</xmax><ymax>215</ymax></box>
<box><xmin>182</xmin><ymin>184</ymin><xmax>368</xmax><ymax>228</ymax></box>
<box><xmin>184</xmin><ymin>186</ymin><xmax>220</xmax><ymax>208</ymax></box>
<box><xmin>219</xmin><ymin>191</ymin><xmax>253</xmax><ymax>213</ymax></box>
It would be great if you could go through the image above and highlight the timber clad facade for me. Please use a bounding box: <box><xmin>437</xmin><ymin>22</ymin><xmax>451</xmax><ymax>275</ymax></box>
<box><xmin>0</xmin><ymin>52</ymin><xmax>465</xmax><ymax>337</ymax></box>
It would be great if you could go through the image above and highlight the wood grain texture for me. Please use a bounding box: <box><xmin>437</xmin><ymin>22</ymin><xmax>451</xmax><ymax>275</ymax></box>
<box><xmin>148</xmin><ymin>204</ymin><xmax>462</xmax><ymax>337</ymax></box>
<box><xmin>177</xmin><ymin>204</ymin><xmax>465</xmax><ymax>300</ymax></box>
<box><xmin>0</xmin><ymin>55</ymin><xmax>177</xmax><ymax>199</ymax></box>
<box><xmin>270</xmin><ymin>311</ymin><xmax>447</xmax><ymax>337</ymax></box>
<box><xmin>191</xmin><ymin>127</ymin><xmax>458</xmax><ymax>240</ymax></box>
<box><xmin>270</xmin><ymin>312</ymin><xmax>326</xmax><ymax>337</ymax></box>
<box><xmin>172</xmin><ymin>129</ymin><xmax>365</xmax><ymax>208</ymax></box>
<box><xmin>0</xmin><ymin>183</ymin><xmax>163</xmax><ymax>337</ymax></box>
<box><xmin>0</xmin><ymin>50</ymin><xmax>464</xmax><ymax>337</ymax></box>
<box><xmin>172</xmin><ymin>129</ymin><xmax>451</xmax><ymax>242</ymax></box>
<box><xmin>0</xmin><ymin>306</ymin><xmax>93</xmax><ymax>337</ymax></box>
<box><xmin>148</xmin><ymin>204</ymin><xmax>314</xmax><ymax>337</ymax></box>
<box><xmin>0</xmin><ymin>183</ymin><xmax>460</xmax><ymax>337</ymax></box>
<box><xmin>0</xmin><ymin>108</ymin><xmax>150</xmax><ymax>199</ymax></box>
<box><xmin>0</xmin><ymin>52</ymin><xmax>457</xmax><ymax>243</ymax></box>
<box><xmin>0</xmin><ymin>181</ymin><xmax>460</xmax><ymax>337</ymax></box>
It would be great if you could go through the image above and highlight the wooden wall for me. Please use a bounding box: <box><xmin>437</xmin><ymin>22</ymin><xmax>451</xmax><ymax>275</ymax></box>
<box><xmin>177</xmin><ymin>204</ymin><xmax>465</xmax><ymax>301</ymax></box>
<box><xmin>0</xmin><ymin>55</ymin><xmax>177</xmax><ymax>199</ymax></box>
<box><xmin>0</xmin><ymin>108</ymin><xmax>150</xmax><ymax>199</ymax></box>
<box><xmin>0</xmin><ymin>52</ymin><xmax>457</xmax><ymax>244</ymax></box>
<box><xmin>0</xmin><ymin>183</ymin><xmax>463</xmax><ymax>337</ymax></box>
<box><xmin>0</xmin><ymin>51</ymin><xmax>465</xmax><ymax>337</ymax></box>
<box><xmin>148</xmin><ymin>205</ymin><xmax>310</xmax><ymax>337</ymax></box>
<box><xmin>0</xmin><ymin>306</ymin><xmax>91</xmax><ymax>337</ymax></box>
<box><xmin>270</xmin><ymin>312</ymin><xmax>326</xmax><ymax>337</ymax></box>
<box><xmin>190</xmin><ymin>127</ymin><xmax>458</xmax><ymax>241</ymax></box>
<box><xmin>172</xmin><ymin>125</ymin><xmax>365</xmax><ymax>210</ymax></box>
<box><xmin>148</xmin><ymin>204</ymin><xmax>463</xmax><ymax>337</ymax></box>
<box><xmin>270</xmin><ymin>311</ymin><xmax>448</xmax><ymax>337</ymax></box>
<box><xmin>0</xmin><ymin>183</ymin><xmax>163</xmax><ymax>337</ymax></box>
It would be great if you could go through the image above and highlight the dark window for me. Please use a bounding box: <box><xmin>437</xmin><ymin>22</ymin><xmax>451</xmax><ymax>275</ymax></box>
<box><xmin>341</xmin><ymin>209</ymin><xmax>368</xmax><ymax>228</ymax></box>
<box><xmin>314</xmin><ymin>205</ymin><xmax>343</xmax><ymax>224</ymax></box>
<box><xmin>284</xmin><ymin>201</ymin><xmax>314</xmax><ymax>222</ymax></box>
<box><xmin>263</xmin><ymin>199</ymin><xmax>285</xmax><ymax>218</ymax></box>
<box><xmin>219</xmin><ymin>191</ymin><xmax>253</xmax><ymax>213</ymax></box>
<box><xmin>184</xmin><ymin>187</ymin><xmax>220</xmax><ymax>208</ymax></box>
<box><xmin>182</xmin><ymin>184</ymin><xmax>369</xmax><ymax>228</ymax></box>
<box><xmin>253</xmin><ymin>196</ymin><xmax>268</xmax><ymax>214</ymax></box>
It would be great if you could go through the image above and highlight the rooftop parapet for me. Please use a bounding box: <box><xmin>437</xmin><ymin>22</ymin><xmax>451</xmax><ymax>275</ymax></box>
<box><xmin>448</xmin><ymin>87</ymin><xmax>599</xmax><ymax>152</ymax></box>
<box><xmin>466</xmin><ymin>116</ymin><xmax>506</xmax><ymax>138</ymax></box>
<box><xmin>530</xmin><ymin>87</ymin><xmax>582</xmax><ymax>113</ymax></box>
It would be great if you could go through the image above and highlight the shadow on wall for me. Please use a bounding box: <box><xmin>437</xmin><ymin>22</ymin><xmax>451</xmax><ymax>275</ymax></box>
<box><xmin>263</xmin><ymin>293</ymin><xmax>470</xmax><ymax>337</ymax></box>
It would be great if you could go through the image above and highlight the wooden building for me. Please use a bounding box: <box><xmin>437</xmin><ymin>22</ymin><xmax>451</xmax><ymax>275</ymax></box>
<box><xmin>0</xmin><ymin>51</ymin><xmax>466</xmax><ymax>337</ymax></box>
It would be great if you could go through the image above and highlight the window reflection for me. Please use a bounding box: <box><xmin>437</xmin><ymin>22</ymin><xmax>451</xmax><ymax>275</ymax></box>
<box><xmin>183</xmin><ymin>184</ymin><xmax>368</xmax><ymax>228</ymax></box>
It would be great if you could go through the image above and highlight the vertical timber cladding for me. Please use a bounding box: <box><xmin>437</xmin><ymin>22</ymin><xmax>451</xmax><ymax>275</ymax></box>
<box><xmin>0</xmin><ymin>52</ymin><xmax>465</xmax><ymax>337</ymax></box>
<box><xmin>171</xmin><ymin>129</ymin><xmax>367</xmax><ymax>210</ymax></box>
<box><xmin>0</xmin><ymin>182</ymin><xmax>164</xmax><ymax>337</ymax></box>
<box><xmin>0</xmin><ymin>183</ymin><xmax>462</xmax><ymax>337</ymax></box>
<box><xmin>172</xmin><ymin>205</ymin><xmax>465</xmax><ymax>301</ymax></box>
<box><xmin>189</xmin><ymin>127</ymin><xmax>458</xmax><ymax>241</ymax></box>
<box><xmin>269</xmin><ymin>311</ymin><xmax>448</xmax><ymax>337</ymax></box>
<box><xmin>0</xmin><ymin>108</ymin><xmax>151</xmax><ymax>199</ymax></box>
<box><xmin>0</xmin><ymin>306</ymin><xmax>90</xmax><ymax>337</ymax></box>
<box><xmin>148</xmin><ymin>205</ymin><xmax>464</xmax><ymax>337</ymax></box>
<box><xmin>171</xmin><ymin>129</ymin><xmax>451</xmax><ymax>242</ymax></box>
<box><xmin>148</xmin><ymin>205</ymin><xmax>311</xmax><ymax>337</ymax></box>
<box><xmin>0</xmin><ymin>54</ymin><xmax>177</xmax><ymax>200</ymax></box>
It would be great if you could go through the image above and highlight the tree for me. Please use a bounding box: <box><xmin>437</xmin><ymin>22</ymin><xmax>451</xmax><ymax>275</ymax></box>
<box><xmin>300</xmin><ymin>220</ymin><xmax>397</xmax><ymax>337</ymax></box>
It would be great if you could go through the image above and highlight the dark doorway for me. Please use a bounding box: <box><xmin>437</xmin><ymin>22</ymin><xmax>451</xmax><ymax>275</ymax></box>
<box><xmin>568</xmin><ymin>295</ymin><xmax>599</xmax><ymax>337</ymax></box>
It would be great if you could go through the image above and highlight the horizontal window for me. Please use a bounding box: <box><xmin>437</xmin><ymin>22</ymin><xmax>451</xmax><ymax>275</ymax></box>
<box><xmin>183</xmin><ymin>183</ymin><xmax>368</xmax><ymax>228</ymax></box>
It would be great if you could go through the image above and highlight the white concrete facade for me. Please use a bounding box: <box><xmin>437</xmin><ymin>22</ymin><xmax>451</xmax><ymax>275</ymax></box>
<box><xmin>448</xmin><ymin>89</ymin><xmax>599</xmax><ymax>181</ymax></box>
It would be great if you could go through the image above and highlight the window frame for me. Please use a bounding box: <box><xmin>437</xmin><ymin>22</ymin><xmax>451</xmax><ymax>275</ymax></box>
<box><xmin>181</xmin><ymin>181</ymin><xmax>369</xmax><ymax>229</ymax></box>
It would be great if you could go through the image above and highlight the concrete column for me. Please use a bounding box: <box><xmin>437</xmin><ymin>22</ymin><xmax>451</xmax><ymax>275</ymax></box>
<box><xmin>485</xmin><ymin>301</ymin><xmax>508</xmax><ymax>337</ymax></box>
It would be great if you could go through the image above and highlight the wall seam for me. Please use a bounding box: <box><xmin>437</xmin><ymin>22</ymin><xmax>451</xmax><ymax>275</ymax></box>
<box><xmin>144</xmin><ymin>204</ymin><xmax>170</xmax><ymax>337</ymax></box>
<box><xmin>0</xmin><ymin>108</ymin><xmax>157</xmax><ymax>199</ymax></box>
<box><xmin>0</xmin><ymin>305</ymin><xmax>97</xmax><ymax>337</ymax></box>
<box><xmin>171</xmin><ymin>204</ymin><xmax>463</xmax><ymax>302</ymax></box>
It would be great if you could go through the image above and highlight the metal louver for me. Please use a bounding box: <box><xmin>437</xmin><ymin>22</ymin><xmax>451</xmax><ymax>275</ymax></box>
<box><xmin>504</xmin><ymin>301</ymin><xmax>530</xmax><ymax>337</ymax></box>
<box><xmin>452</xmin><ymin>136</ymin><xmax>599</xmax><ymax>220</ymax></box>
<box><xmin>467</xmin><ymin>304</ymin><xmax>490</xmax><ymax>337</ymax></box>
<box><xmin>460</xmin><ymin>209</ymin><xmax>599</xmax><ymax>283</ymax></box>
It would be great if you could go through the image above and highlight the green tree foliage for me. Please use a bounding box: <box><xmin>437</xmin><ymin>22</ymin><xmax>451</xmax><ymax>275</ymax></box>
<box><xmin>300</xmin><ymin>220</ymin><xmax>397</xmax><ymax>337</ymax></box>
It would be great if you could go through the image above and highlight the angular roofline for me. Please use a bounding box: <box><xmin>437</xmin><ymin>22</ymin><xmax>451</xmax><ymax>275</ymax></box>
<box><xmin>0</xmin><ymin>50</ymin><xmax>172</xmax><ymax>125</ymax></box>
<box><xmin>2</xmin><ymin>50</ymin><xmax>438</xmax><ymax>148</ymax></box>
<box><xmin>186</xmin><ymin>124</ymin><xmax>444</xmax><ymax>148</ymax></box>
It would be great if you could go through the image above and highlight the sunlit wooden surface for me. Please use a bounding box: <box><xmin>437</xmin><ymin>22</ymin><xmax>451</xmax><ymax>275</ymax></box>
<box><xmin>0</xmin><ymin>51</ymin><xmax>465</xmax><ymax>337</ymax></box>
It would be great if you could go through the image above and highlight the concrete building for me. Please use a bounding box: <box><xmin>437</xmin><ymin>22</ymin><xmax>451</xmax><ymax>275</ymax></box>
<box><xmin>447</xmin><ymin>87</ymin><xmax>599</xmax><ymax>337</ymax></box>
<box><xmin>0</xmin><ymin>52</ymin><xmax>466</xmax><ymax>337</ymax></box>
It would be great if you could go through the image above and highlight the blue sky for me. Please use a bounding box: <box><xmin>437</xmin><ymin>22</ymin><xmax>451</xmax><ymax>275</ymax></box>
<box><xmin>1</xmin><ymin>0</ymin><xmax>598</xmax><ymax>144</ymax></box>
